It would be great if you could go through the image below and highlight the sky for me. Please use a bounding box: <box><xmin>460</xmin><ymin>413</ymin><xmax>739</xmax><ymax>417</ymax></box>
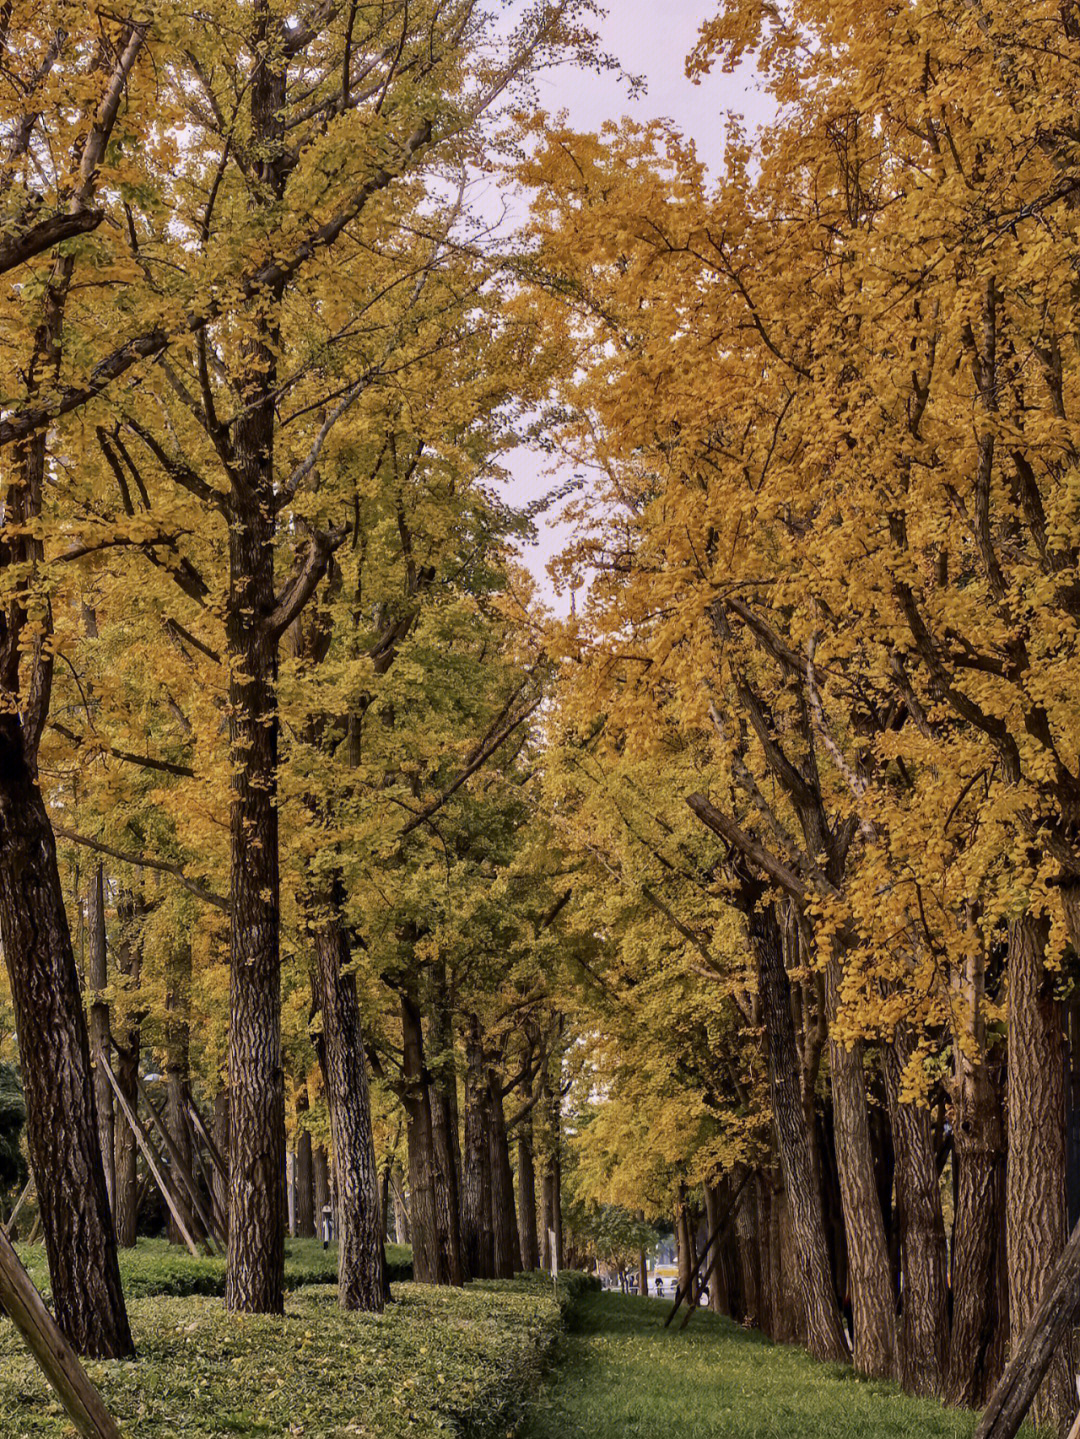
<box><xmin>495</xmin><ymin>2</ymin><xmax>768</xmax><ymax>607</ymax></box>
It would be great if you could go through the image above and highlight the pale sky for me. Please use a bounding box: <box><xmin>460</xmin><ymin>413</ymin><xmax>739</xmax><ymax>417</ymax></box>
<box><xmin>497</xmin><ymin>3</ymin><xmax>768</xmax><ymax>608</ymax></box>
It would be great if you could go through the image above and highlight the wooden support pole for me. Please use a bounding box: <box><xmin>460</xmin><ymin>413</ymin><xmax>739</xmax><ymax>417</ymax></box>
<box><xmin>134</xmin><ymin>1074</ymin><xmax>222</xmax><ymax>1251</ymax></box>
<box><xmin>679</xmin><ymin>1181</ymin><xmax>748</xmax><ymax>1331</ymax></box>
<box><xmin>98</xmin><ymin>1054</ymin><xmax>201</xmax><ymax>1259</ymax></box>
<box><xmin>664</xmin><ymin>1169</ymin><xmax>750</xmax><ymax>1328</ymax></box>
<box><xmin>4</xmin><ymin>1176</ymin><xmax>34</xmax><ymax>1237</ymax></box>
<box><xmin>184</xmin><ymin>1091</ymin><xmax>228</xmax><ymax>1236</ymax></box>
<box><xmin>974</xmin><ymin>1211</ymin><xmax>1080</xmax><ymax>1439</ymax></box>
<box><xmin>0</xmin><ymin>1226</ymin><xmax>122</xmax><ymax>1439</ymax></box>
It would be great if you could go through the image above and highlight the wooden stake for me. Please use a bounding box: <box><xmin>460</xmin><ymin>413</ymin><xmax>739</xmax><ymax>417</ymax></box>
<box><xmin>4</xmin><ymin>1176</ymin><xmax>34</xmax><ymax>1237</ymax></box>
<box><xmin>98</xmin><ymin>1054</ymin><xmax>200</xmax><ymax>1259</ymax></box>
<box><xmin>974</xmin><ymin>1211</ymin><xmax>1080</xmax><ymax>1439</ymax></box>
<box><xmin>134</xmin><ymin>1074</ymin><xmax>222</xmax><ymax>1251</ymax></box>
<box><xmin>0</xmin><ymin>1226</ymin><xmax>122</xmax><ymax>1439</ymax></box>
<box><xmin>664</xmin><ymin>1169</ymin><xmax>749</xmax><ymax>1328</ymax></box>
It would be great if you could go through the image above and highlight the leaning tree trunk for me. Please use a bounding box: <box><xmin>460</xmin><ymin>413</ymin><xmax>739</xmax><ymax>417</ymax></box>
<box><xmin>87</xmin><ymin>863</ymin><xmax>115</xmax><ymax>1216</ymax></box>
<box><xmin>0</xmin><ymin>719</ymin><xmax>132</xmax><ymax>1358</ymax></box>
<box><xmin>883</xmin><ymin>1021</ymin><xmax>949</xmax><ymax>1397</ymax></box>
<box><xmin>826</xmin><ymin>959</ymin><xmax>897</xmax><ymax>1378</ymax></box>
<box><xmin>1006</xmin><ymin>912</ymin><xmax>1073</xmax><ymax>1431</ymax></box>
<box><xmin>751</xmin><ymin>904</ymin><xmax>847</xmax><ymax>1362</ymax></box>
<box><xmin>313</xmin><ymin>906</ymin><xmax>384</xmax><ymax>1310</ymax></box>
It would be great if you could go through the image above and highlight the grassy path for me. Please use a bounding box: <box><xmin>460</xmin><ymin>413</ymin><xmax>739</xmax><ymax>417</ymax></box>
<box><xmin>523</xmin><ymin>1291</ymin><xmax>1006</xmax><ymax>1439</ymax></box>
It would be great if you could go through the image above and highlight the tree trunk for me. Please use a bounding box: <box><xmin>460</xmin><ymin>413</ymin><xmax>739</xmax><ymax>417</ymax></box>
<box><xmin>1006</xmin><ymin>912</ymin><xmax>1073</xmax><ymax>1431</ymax></box>
<box><xmin>676</xmin><ymin>1186</ymin><xmax>693</xmax><ymax>1297</ymax></box>
<box><xmin>165</xmin><ymin>939</ymin><xmax>194</xmax><ymax>1246</ymax></box>
<box><xmin>87</xmin><ymin>865</ymin><xmax>115</xmax><ymax>1217</ymax></box>
<box><xmin>750</xmin><ymin>904</ymin><xmax>847</xmax><ymax>1362</ymax></box>
<box><xmin>539</xmin><ymin>1063</ymin><xmax>563</xmax><ymax>1274</ymax></box>
<box><xmin>314</xmin><ymin>1145</ymin><xmax>330</xmax><ymax>1232</ymax></box>
<box><xmin>427</xmin><ymin>963</ymin><xmax>463</xmax><ymax>1283</ymax></box>
<box><xmin>392</xmin><ymin>1167</ymin><xmax>409</xmax><ymax>1245</ymax></box>
<box><xmin>488</xmin><ymin>1069</ymin><xmax>519</xmax><ymax>1279</ymax></box>
<box><xmin>223</xmin><ymin>7</ymin><xmax>290</xmax><ymax>1313</ymax></box>
<box><xmin>947</xmin><ymin>937</ymin><xmax>1007</xmax><ymax>1408</ymax></box>
<box><xmin>461</xmin><ymin>1017</ymin><xmax>493</xmax><ymax>1280</ymax></box>
<box><xmin>212</xmin><ymin>1089</ymin><xmax>230</xmax><ymax>1239</ymax></box>
<box><xmin>883</xmin><ymin>1022</ymin><xmax>948</xmax><ymax>1397</ymax></box>
<box><xmin>737</xmin><ymin>1173</ymin><xmax>762</xmax><ymax>1329</ymax></box>
<box><xmin>516</xmin><ymin>1095</ymin><xmax>540</xmax><ymax>1271</ymax></box>
<box><xmin>0</xmin><ymin>721</ymin><xmax>132</xmax><ymax>1357</ymax></box>
<box><xmin>112</xmin><ymin>891</ymin><xmax>143</xmax><ymax>1251</ymax></box>
<box><xmin>295</xmin><ymin>1096</ymin><xmax>315</xmax><ymax>1240</ymax></box>
<box><xmin>825</xmin><ymin>960</ymin><xmax>896</xmax><ymax>1378</ymax></box>
<box><xmin>401</xmin><ymin>983</ymin><xmax>461</xmax><ymax>1285</ymax></box>
<box><xmin>313</xmin><ymin>909</ymin><xmax>384</xmax><ymax>1309</ymax></box>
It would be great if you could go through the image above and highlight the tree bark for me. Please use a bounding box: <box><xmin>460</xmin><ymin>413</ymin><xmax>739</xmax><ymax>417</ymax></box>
<box><xmin>946</xmin><ymin>936</ymin><xmax>1007</xmax><ymax>1408</ymax></box>
<box><xmin>488</xmin><ymin>1068</ymin><xmax>519</xmax><ymax>1279</ymax></box>
<box><xmin>516</xmin><ymin>1093</ymin><xmax>540</xmax><ymax>1271</ymax></box>
<box><xmin>1005</xmin><ymin>912</ymin><xmax>1073</xmax><ymax>1431</ymax></box>
<box><xmin>883</xmin><ymin>1022</ymin><xmax>948</xmax><ymax>1396</ymax></box>
<box><xmin>165</xmin><ymin>939</ymin><xmax>194</xmax><ymax>1246</ymax></box>
<box><xmin>392</xmin><ymin>1166</ymin><xmax>409</xmax><ymax>1246</ymax></box>
<box><xmin>751</xmin><ymin>903</ymin><xmax>847</xmax><ymax>1362</ymax></box>
<box><xmin>825</xmin><ymin>960</ymin><xmax>896</xmax><ymax>1378</ymax></box>
<box><xmin>87</xmin><ymin>864</ymin><xmax>115</xmax><ymax>1216</ymax></box>
<box><xmin>313</xmin><ymin>909</ymin><xmax>384</xmax><ymax>1309</ymax></box>
<box><xmin>461</xmin><ymin>1016</ymin><xmax>494</xmax><ymax>1280</ymax></box>
<box><xmin>295</xmin><ymin>1089</ymin><xmax>315</xmax><ymax>1240</ymax></box>
<box><xmin>0</xmin><ymin>721</ymin><xmax>132</xmax><ymax>1357</ymax></box>
<box><xmin>401</xmin><ymin>982</ymin><xmax>461</xmax><ymax>1285</ymax></box>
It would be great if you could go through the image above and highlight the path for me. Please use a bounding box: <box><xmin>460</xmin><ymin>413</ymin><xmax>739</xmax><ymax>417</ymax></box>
<box><xmin>522</xmin><ymin>1290</ymin><xmax>993</xmax><ymax>1439</ymax></box>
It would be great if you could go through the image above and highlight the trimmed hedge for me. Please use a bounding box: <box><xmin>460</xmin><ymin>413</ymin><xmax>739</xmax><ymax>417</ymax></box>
<box><xmin>14</xmin><ymin>1237</ymin><xmax>413</xmax><ymax>1300</ymax></box>
<box><xmin>0</xmin><ymin>1273</ymin><xmax>590</xmax><ymax>1437</ymax></box>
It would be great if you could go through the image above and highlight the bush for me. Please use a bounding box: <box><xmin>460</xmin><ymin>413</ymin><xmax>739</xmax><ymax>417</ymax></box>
<box><xmin>14</xmin><ymin>1237</ymin><xmax>413</xmax><ymax>1301</ymax></box>
<box><xmin>0</xmin><ymin>1276</ymin><xmax>568</xmax><ymax>1437</ymax></box>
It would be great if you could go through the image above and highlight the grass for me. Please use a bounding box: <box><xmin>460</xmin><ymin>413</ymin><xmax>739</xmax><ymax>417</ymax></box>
<box><xmin>13</xmin><ymin>1238</ymin><xmax>413</xmax><ymax>1300</ymax></box>
<box><xmin>0</xmin><ymin>1275</ymin><xmax>578</xmax><ymax>1437</ymax></box>
<box><xmin>521</xmin><ymin>1290</ymin><xmax>1035</xmax><ymax>1439</ymax></box>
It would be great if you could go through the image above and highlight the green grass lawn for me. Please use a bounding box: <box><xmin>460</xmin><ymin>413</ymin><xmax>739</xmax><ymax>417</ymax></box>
<box><xmin>14</xmin><ymin>1237</ymin><xmax>412</xmax><ymax>1300</ymax></box>
<box><xmin>522</xmin><ymin>1291</ymin><xmax>1030</xmax><ymax>1439</ymax></box>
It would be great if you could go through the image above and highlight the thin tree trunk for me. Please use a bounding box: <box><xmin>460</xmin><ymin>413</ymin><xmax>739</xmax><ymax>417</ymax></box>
<box><xmin>401</xmin><ymin>983</ymin><xmax>460</xmax><ymax>1285</ymax></box>
<box><xmin>883</xmin><ymin>1022</ymin><xmax>949</xmax><ymax>1397</ymax></box>
<box><xmin>0</xmin><ymin>722</ymin><xmax>132</xmax><ymax>1357</ymax></box>
<box><xmin>947</xmin><ymin>937</ymin><xmax>1007</xmax><ymax>1408</ymax></box>
<box><xmin>488</xmin><ymin>1069</ymin><xmax>518</xmax><ymax>1279</ymax></box>
<box><xmin>295</xmin><ymin>1089</ymin><xmax>315</xmax><ymax>1240</ymax></box>
<box><xmin>314</xmin><ymin>1145</ymin><xmax>330</xmax><ymax>1234</ymax></box>
<box><xmin>112</xmin><ymin>891</ymin><xmax>143</xmax><ymax>1251</ymax></box>
<box><xmin>165</xmin><ymin>939</ymin><xmax>194</xmax><ymax>1246</ymax></box>
<box><xmin>751</xmin><ymin>904</ymin><xmax>847</xmax><ymax>1362</ymax></box>
<box><xmin>313</xmin><ymin>908</ymin><xmax>384</xmax><ymax>1309</ymax></box>
<box><xmin>461</xmin><ymin>1017</ymin><xmax>493</xmax><ymax>1280</ymax></box>
<box><xmin>516</xmin><ymin>1094</ymin><xmax>540</xmax><ymax>1271</ymax></box>
<box><xmin>1006</xmin><ymin>912</ymin><xmax>1073</xmax><ymax>1430</ymax></box>
<box><xmin>392</xmin><ymin>1166</ymin><xmax>409</xmax><ymax>1246</ymax></box>
<box><xmin>825</xmin><ymin>960</ymin><xmax>896</xmax><ymax>1378</ymax></box>
<box><xmin>212</xmin><ymin>1089</ymin><xmax>230</xmax><ymax>1239</ymax></box>
<box><xmin>87</xmin><ymin>864</ymin><xmax>115</xmax><ymax>1216</ymax></box>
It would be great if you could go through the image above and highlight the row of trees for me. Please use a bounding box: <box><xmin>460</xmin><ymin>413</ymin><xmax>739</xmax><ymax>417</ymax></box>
<box><xmin>0</xmin><ymin>0</ymin><xmax>606</xmax><ymax>1362</ymax></box>
<box><xmin>510</xmin><ymin>0</ymin><xmax>1080</xmax><ymax>1433</ymax></box>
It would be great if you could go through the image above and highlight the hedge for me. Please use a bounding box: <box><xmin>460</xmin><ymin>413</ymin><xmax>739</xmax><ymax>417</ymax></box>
<box><xmin>0</xmin><ymin>1272</ymin><xmax>594</xmax><ymax>1437</ymax></box>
